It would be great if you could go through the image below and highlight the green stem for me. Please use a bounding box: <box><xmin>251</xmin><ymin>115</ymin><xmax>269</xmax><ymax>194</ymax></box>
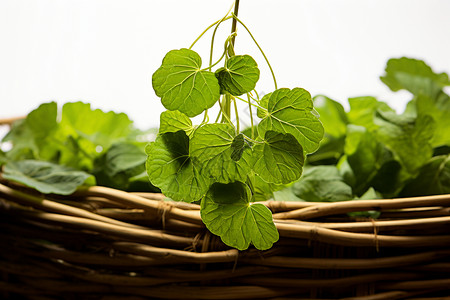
<box><xmin>233</xmin><ymin>96</ymin><xmax>240</xmax><ymax>133</ymax></box>
<box><xmin>209</xmin><ymin>10</ymin><xmax>234</xmax><ymax>69</ymax></box>
<box><xmin>221</xmin><ymin>0</ymin><xmax>240</xmax><ymax>124</ymax></box>
<box><xmin>200</xmin><ymin>47</ymin><xmax>227</xmax><ymax>71</ymax></box>
<box><xmin>215</xmin><ymin>98</ymin><xmax>223</xmax><ymax>123</ymax></box>
<box><xmin>221</xmin><ymin>94</ymin><xmax>232</xmax><ymax>123</ymax></box>
<box><xmin>220</xmin><ymin>97</ymin><xmax>237</xmax><ymax>131</ymax></box>
<box><xmin>232</xmin><ymin>14</ymin><xmax>278</xmax><ymax>90</ymax></box>
<box><xmin>190</xmin><ymin>6</ymin><xmax>233</xmax><ymax>50</ymax></box>
<box><xmin>201</xmin><ymin>110</ymin><xmax>209</xmax><ymax>124</ymax></box>
<box><xmin>247</xmin><ymin>93</ymin><xmax>254</xmax><ymax>139</ymax></box>
<box><xmin>235</xmin><ymin>95</ymin><xmax>264</xmax><ymax>110</ymax></box>
<box><xmin>190</xmin><ymin>20</ymin><xmax>221</xmax><ymax>50</ymax></box>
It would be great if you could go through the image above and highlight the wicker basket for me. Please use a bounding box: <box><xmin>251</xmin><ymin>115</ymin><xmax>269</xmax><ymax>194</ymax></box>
<box><xmin>1</xmin><ymin>120</ymin><xmax>450</xmax><ymax>300</ymax></box>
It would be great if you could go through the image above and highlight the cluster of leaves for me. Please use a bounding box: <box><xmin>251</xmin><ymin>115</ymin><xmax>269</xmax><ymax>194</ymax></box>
<box><xmin>282</xmin><ymin>57</ymin><xmax>450</xmax><ymax>207</ymax></box>
<box><xmin>0</xmin><ymin>102</ymin><xmax>157</xmax><ymax>194</ymax></box>
<box><xmin>146</xmin><ymin>13</ymin><xmax>324</xmax><ymax>249</ymax></box>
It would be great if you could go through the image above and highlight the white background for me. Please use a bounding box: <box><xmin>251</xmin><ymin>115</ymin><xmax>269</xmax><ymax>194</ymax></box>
<box><xmin>1</xmin><ymin>0</ymin><xmax>450</xmax><ymax>129</ymax></box>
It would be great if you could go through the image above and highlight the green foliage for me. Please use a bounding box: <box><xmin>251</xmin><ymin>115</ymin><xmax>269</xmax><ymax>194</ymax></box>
<box><xmin>380</xmin><ymin>57</ymin><xmax>450</xmax><ymax>96</ymax></box>
<box><xmin>215</xmin><ymin>55</ymin><xmax>260</xmax><ymax>96</ymax></box>
<box><xmin>342</xmin><ymin>125</ymin><xmax>396</xmax><ymax>196</ymax></box>
<box><xmin>4</xmin><ymin>4</ymin><xmax>448</xmax><ymax>253</ymax></box>
<box><xmin>281</xmin><ymin>56</ymin><xmax>450</xmax><ymax>207</ymax></box>
<box><xmin>152</xmin><ymin>48</ymin><xmax>220</xmax><ymax>117</ymax></box>
<box><xmin>201</xmin><ymin>182</ymin><xmax>279</xmax><ymax>250</ymax></box>
<box><xmin>374</xmin><ymin>110</ymin><xmax>435</xmax><ymax>174</ymax></box>
<box><xmin>2</xmin><ymin>160</ymin><xmax>95</xmax><ymax>195</ymax></box>
<box><xmin>158</xmin><ymin>110</ymin><xmax>194</xmax><ymax>136</ymax></box>
<box><xmin>258</xmin><ymin>88</ymin><xmax>324</xmax><ymax>154</ymax></box>
<box><xmin>400</xmin><ymin>155</ymin><xmax>450</xmax><ymax>196</ymax></box>
<box><xmin>292</xmin><ymin>166</ymin><xmax>353</xmax><ymax>202</ymax></box>
<box><xmin>93</xmin><ymin>142</ymin><xmax>147</xmax><ymax>190</ymax></box>
<box><xmin>1</xmin><ymin>101</ymin><xmax>152</xmax><ymax>194</ymax></box>
<box><xmin>415</xmin><ymin>92</ymin><xmax>450</xmax><ymax>147</ymax></box>
<box><xmin>308</xmin><ymin>96</ymin><xmax>348</xmax><ymax>164</ymax></box>
<box><xmin>252</xmin><ymin>131</ymin><xmax>304</xmax><ymax>184</ymax></box>
<box><xmin>347</xmin><ymin>96</ymin><xmax>393</xmax><ymax>131</ymax></box>
<box><xmin>147</xmin><ymin>7</ymin><xmax>323</xmax><ymax>250</ymax></box>
<box><xmin>190</xmin><ymin>124</ymin><xmax>252</xmax><ymax>184</ymax></box>
<box><xmin>146</xmin><ymin>130</ymin><xmax>208</xmax><ymax>203</ymax></box>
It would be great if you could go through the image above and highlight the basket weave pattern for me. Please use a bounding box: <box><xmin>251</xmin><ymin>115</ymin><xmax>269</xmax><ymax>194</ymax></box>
<box><xmin>1</xmin><ymin>178</ymin><xmax>450</xmax><ymax>299</ymax></box>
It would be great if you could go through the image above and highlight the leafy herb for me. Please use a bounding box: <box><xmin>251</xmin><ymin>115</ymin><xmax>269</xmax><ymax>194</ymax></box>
<box><xmin>1</xmin><ymin>3</ymin><xmax>449</xmax><ymax>253</ymax></box>
<box><xmin>2</xmin><ymin>160</ymin><xmax>95</xmax><ymax>195</ymax></box>
<box><xmin>380</xmin><ymin>57</ymin><xmax>450</xmax><ymax>97</ymax></box>
<box><xmin>292</xmin><ymin>166</ymin><xmax>353</xmax><ymax>202</ymax></box>
<box><xmin>152</xmin><ymin>48</ymin><xmax>220</xmax><ymax>118</ymax></box>
<box><xmin>146</xmin><ymin>4</ymin><xmax>323</xmax><ymax>250</ymax></box>
<box><xmin>292</xmin><ymin>57</ymin><xmax>450</xmax><ymax>205</ymax></box>
<box><xmin>201</xmin><ymin>182</ymin><xmax>279</xmax><ymax>251</ymax></box>
<box><xmin>92</xmin><ymin>142</ymin><xmax>147</xmax><ymax>191</ymax></box>
<box><xmin>1</xmin><ymin>102</ymin><xmax>153</xmax><ymax>194</ymax></box>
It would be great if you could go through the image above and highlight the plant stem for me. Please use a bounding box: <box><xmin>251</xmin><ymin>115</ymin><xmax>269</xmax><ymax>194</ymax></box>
<box><xmin>232</xmin><ymin>15</ymin><xmax>278</xmax><ymax>90</ymax></box>
<box><xmin>221</xmin><ymin>0</ymin><xmax>240</xmax><ymax>125</ymax></box>
<box><xmin>230</xmin><ymin>0</ymin><xmax>240</xmax><ymax>51</ymax></box>
<box><xmin>247</xmin><ymin>93</ymin><xmax>254</xmax><ymax>139</ymax></box>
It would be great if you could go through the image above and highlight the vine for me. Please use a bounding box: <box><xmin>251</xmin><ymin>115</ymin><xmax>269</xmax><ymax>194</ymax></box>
<box><xmin>146</xmin><ymin>1</ymin><xmax>324</xmax><ymax>250</ymax></box>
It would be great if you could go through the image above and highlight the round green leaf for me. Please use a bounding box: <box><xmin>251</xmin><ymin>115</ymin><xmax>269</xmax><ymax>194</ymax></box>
<box><xmin>258</xmin><ymin>88</ymin><xmax>324</xmax><ymax>154</ymax></box>
<box><xmin>152</xmin><ymin>48</ymin><xmax>220</xmax><ymax>117</ymax></box>
<box><xmin>215</xmin><ymin>55</ymin><xmax>260</xmax><ymax>96</ymax></box>
<box><xmin>190</xmin><ymin>124</ymin><xmax>252</xmax><ymax>183</ymax></box>
<box><xmin>200</xmin><ymin>181</ymin><xmax>279</xmax><ymax>250</ymax></box>
<box><xmin>252</xmin><ymin>131</ymin><xmax>304</xmax><ymax>184</ymax></box>
<box><xmin>159</xmin><ymin>110</ymin><xmax>193</xmax><ymax>136</ymax></box>
<box><xmin>146</xmin><ymin>130</ymin><xmax>209</xmax><ymax>202</ymax></box>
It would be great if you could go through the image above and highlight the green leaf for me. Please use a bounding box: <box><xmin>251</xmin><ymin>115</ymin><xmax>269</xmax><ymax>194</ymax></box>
<box><xmin>347</xmin><ymin>96</ymin><xmax>393</xmax><ymax>131</ymax></box>
<box><xmin>400</xmin><ymin>155</ymin><xmax>450</xmax><ymax>196</ymax></box>
<box><xmin>215</xmin><ymin>55</ymin><xmax>260</xmax><ymax>96</ymax></box>
<box><xmin>246</xmin><ymin>172</ymin><xmax>286</xmax><ymax>202</ymax></box>
<box><xmin>59</xmin><ymin>102</ymin><xmax>133</xmax><ymax>149</ymax></box>
<box><xmin>93</xmin><ymin>142</ymin><xmax>146</xmax><ymax>190</ymax></box>
<box><xmin>252</xmin><ymin>131</ymin><xmax>304</xmax><ymax>184</ymax></box>
<box><xmin>200</xmin><ymin>181</ymin><xmax>279</xmax><ymax>250</ymax></box>
<box><xmin>159</xmin><ymin>110</ymin><xmax>194</xmax><ymax>136</ymax></box>
<box><xmin>2</xmin><ymin>119</ymin><xmax>38</xmax><ymax>161</ymax></box>
<box><xmin>146</xmin><ymin>130</ymin><xmax>208</xmax><ymax>202</ymax></box>
<box><xmin>230</xmin><ymin>133</ymin><xmax>250</xmax><ymax>161</ymax></box>
<box><xmin>258</xmin><ymin>88</ymin><xmax>324</xmax><ymax>153</ymax></box>
<box><xmin>374</xmin><ymin>110</ymin><xmax>435</xmax><ymax>174</ymax></box>
<box><xmin>307</xmin><ymin>95</ymin><xmax>348</xmax><ymax>165</ymax></box>
<box><xmin>344</xmin><ymin>124</ymin><xmax>395</xmax><ymax>196</ymax></box>
<box><xmin>190</xmin><ymin>124</ymin><xmax>252</xmax><ymax>183</ymax></box>
<box><xmin>313</xmin><ymin>95</ymin><xmax>348</xmax><ymax>138</ymax></box>
<box><xmin>2</xmin><ymin>160</ymin><xmax>95</xmax><ymax>195</ymax></box>
<box><xmin>415</xmin><ymin>92</ymin><xmax>450</xmax><ymax>147</ymax></box>
<box><xmin>273</xmin><ymin>184</ymin><xmax>303</xmax><ymax>202</ymax></box>
<box><xmin>292</xmin><ymin>166</ymin><xmax>353</xmax><ymax>202</ymax></box>
<box><xmin>26</xmin><ymin>102</ymin><xmax>58</xmax><ymax>140</ymax></box>
<box><xmin>152</xmin><ymin>48</ymin><xmax>220</xmax><ymax>117</ymax></box>
<box><xmin>380</xmin><ymin>57</ymin><xmax>450</xmax><ymax>96</ymax></box>
<box><xmin>2</xmin><ymin>102</ymin><xmax>58</xmax><ymax>161</ymax></box>
<box><xmin>256</xmin><ymin>93</ymin><xmax>271</xmax><ymax>119</ymax></box>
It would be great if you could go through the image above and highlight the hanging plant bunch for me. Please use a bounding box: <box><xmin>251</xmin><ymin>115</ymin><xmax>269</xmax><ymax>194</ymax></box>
<box><xmin>145</xmin><ymin>2</ymin><xmax>324</xmax><ymax>250</ymax></box>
